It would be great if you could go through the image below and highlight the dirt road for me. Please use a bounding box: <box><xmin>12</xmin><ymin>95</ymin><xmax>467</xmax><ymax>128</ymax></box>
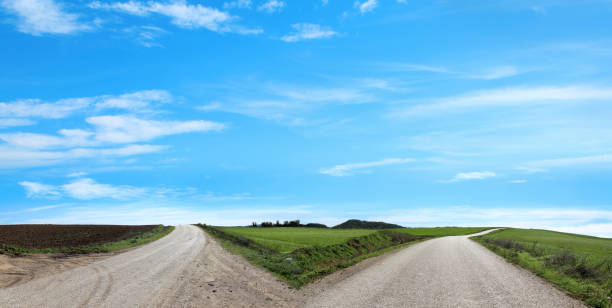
<box><xmin>305</xmin><ymin>230</ymin><xmax>585</xmax><ymax>308</ymax></box>
<box><xmin>0</xmin><ymin>225</ymin><xmax>298</xmax><ymax>307</ymax></box>
<box><xmin>0</xmin><ymin>227</ymin><xmax>586</xmax><ymax>307</ymax></box>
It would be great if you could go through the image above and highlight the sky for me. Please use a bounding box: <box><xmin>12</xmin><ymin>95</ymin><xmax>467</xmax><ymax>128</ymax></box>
<box><xmin>1</xmin><ymin>0</ymin><xmax>612</xmax><ymax>237</ymax></box>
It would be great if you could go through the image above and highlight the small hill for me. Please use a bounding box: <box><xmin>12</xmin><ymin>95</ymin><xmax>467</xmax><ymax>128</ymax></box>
<box><xmin>305</xmin><ymin>223</ymin><xmax>328</xmax><ymax>228</ymax></box>
<box><xmin>333</xmin><ymin>219</ymin><xmax>403</xmax><ymax>229</ymax></box>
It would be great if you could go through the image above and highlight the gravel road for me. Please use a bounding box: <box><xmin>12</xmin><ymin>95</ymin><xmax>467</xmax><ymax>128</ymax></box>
<box><xmin>0</xmin><ymin>225</ymin><xmax>297</xmax><ymax>307</ymax></box>
<box><xmin>305</xmin><ymin>230</ymin><xmax>585</xmax><ymax>308</ymax></box>
<box><xmin>0</xmin><ymin>227</ymin><xmax>587</xmax><ymax>307</ymax></box>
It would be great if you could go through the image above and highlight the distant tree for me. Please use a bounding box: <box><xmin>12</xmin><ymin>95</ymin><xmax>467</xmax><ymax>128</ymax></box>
<box><xmin>251</xmin><ymin>221</ymin><xmax>257</xmax><ymax>227</ymax></box>
<box><xmin>275</xmin><ymin>220</ymin><xmax>281</xmax><ymax>227</ymax></box>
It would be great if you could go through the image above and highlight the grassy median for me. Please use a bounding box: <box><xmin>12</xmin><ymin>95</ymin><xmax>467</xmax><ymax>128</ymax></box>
<box><xmin>199</xmin><ymin>224</ymin><xmax>491</xmax><ymax>288</ymax></box>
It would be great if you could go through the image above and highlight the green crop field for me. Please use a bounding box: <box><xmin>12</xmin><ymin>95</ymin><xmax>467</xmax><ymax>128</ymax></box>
<box><xmin>392</xmin><ymin>227</ymin><xmax>494</xmax><ymax>237</ymax></box>
<box><xmin>481</xmin><ymin>228</ymin><xmax>612</xmax><ymax>264</ymax></box>
<box><xmin>474</xmin><ymin>229</ymin><xmax>612</xmax><ymax>307</ymax></box>
<box><xmin>220</xmin><ymin>227</ymin><xmax>377</xmax><ymax>253</ymax></box>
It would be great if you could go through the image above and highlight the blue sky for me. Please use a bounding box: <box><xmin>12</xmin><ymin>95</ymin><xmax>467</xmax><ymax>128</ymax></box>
<box><xmin>1</xmin><ymin>0</ymin><xmax>612</xmax><ymax>237</ymax></box>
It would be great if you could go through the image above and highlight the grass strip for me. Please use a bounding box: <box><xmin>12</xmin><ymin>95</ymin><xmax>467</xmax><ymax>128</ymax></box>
<box><xmin>197</xmin><ymin>223</ymin><xmax>427</xmax><ymax>288</ymax></box>
<box><xmin>473</xmin><ymin>229</ymin><xmax>612</xmax><ymax>308</ymax></box>
<box><xmin>0</xmin><ymin>225</ymin><xmax>174</xmax><ymax>257</ymax></box>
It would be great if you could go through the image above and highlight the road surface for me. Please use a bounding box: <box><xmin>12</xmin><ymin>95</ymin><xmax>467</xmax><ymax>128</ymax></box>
<box><xmin>305</xmin><ymin>230</ymin><xmax>585</xmax><ymax>308</ymax></box>
<box><xmin>0</xmin><ymin>225</ymin><xmax>297</xmax><ymax>307</ymax></box>
<box><xmin>0</xmin><ymin>227</ymin><xmax>586</xmax><ymax>307</ymax></box>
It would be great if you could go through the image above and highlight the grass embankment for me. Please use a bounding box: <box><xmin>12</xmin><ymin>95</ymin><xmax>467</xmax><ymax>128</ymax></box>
<box><xmin>473</xmin><ymin>228</ymin><xmax>612</xmax><ymax>307</ymax></box>
<box><xmin>199</xmin><ymin>224</ymin><xmax>426</xmax><ymax>288</ymax></box>
<box><xmin>0</xmin><ymin>225</ymin><xmax>174</xmax><ymax>256</ymax></box>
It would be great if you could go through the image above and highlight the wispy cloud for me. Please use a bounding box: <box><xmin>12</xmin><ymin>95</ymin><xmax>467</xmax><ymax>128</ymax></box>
<box><xmin>379</xmin><ymin>63</ymin><xmax>448</xmax><ymax>73</ymax></box>
<box><xmin>89</xmin><ymin>1</ymin><xmax>260</xmax><ymax>34</ymax></box>
<box><xmin>0</xmin><ymin>144</ymin><xmax>165</xmax><ymax>168</ymax></box>
<box><xmin>393</xmin><ymin>85</ymin><xmax>612</xmax><ymax>117</ymax></box>
<box><xmin>123</xmin><ymin>25</ymin><xmax>166</xmax><ymax>48</ymax></box>
<box><xmin>508</xmin><ymin>179</ymin><xmax>527</xmax><ymax>184</ymax></box>
<box><xmin>0</xmin><ymin>116</ymin><xmax>221</xmax><ymax>148</ymax></box>
<box><xmin>0</xmin><ymin>90</ymin><xmax>171</xmax><ymax>119</ymax></box>
<box><xmin>320</xmin><ymin>158</ymin><xmax>414</xmax><ymax>176</ymax></box>
<box><xmin>526</xmin><ymin>154</ymin><xmax>612</xmax><ymax>168</ymax></box>
<box><xmin>197</xmin><ymin>81</ymin><xmax>376</xmax><ymax>125</ymax></box>
<box><xmin>440</xmin><ymin>171</ymin><xmax>496</xmax><ymax>183</ymax></box>
<box><xmin>1</xmin><ymin>0</ymin><xmax>90</xmax><ymax>35</ymax></box>
<box><xmin>19</xmin><ymin>181</ymin><xmax>61</xmax><ymax>198</ymax></box>
<box><xmin>62</xmin><ymin>178</ymin><xmax>147</xmax><ymax>200</ymax></box>
<box><xmin>86</xmin><ymin>115</ymin><xmax>224</xmax><ymax>143</ymax></box>
<box><xmin>281</xmin><ymin>23</ymin><xmax>337</xmax><ymax>42</ymax></box>
<box><xmin>355</xmin><ymin>0</ymin><xmax>378</xmax><ymax>14</ymax></box>
<box><xmin>467</xmin><ymin>65</ymin><xmax>521</xmax><ymax>80</ymax></box>
<box><xmin>223</xmin><ymin>0</ymin><xmax>251</xmax><ymax>10</ymax></box>
<box><xmin>257</xmin><ymin>0</ymin><xmax>284</xmax><ymax>13</ymax></box>
<box><xmin>0</xmin><ymin>118</ymin><xmax>35</xmax><ymax>128</ymax></box>
<box><xmin>20</xmin><ymin>178</ymin><xmax>146</xmax><ymax>200</ymax></box>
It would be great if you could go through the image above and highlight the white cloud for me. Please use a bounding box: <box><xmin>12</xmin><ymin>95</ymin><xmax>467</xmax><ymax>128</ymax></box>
<box><xmin>19</xmin><ymin>181</ymin><xmax>61</xmax><ymax>198</ymax></box>
<box><xmin>89</xmin><ymin>0</ymin><xmax>149</xmax><ymax>15</ymax></box>
<box><xmin>441</xmin><ymin>171</ymin><xmax>496</xmax><ymax>183</ymax></box>
<box><xmin>394</xmin><ymin>85</ymin><xmax>612</xmax><ymax>117</ymax></box>
<box><xmin>281</xmin><ymin>23</ymin><xmax>337</xmax><ymax>42</ymax></box>
<box><xmin>517</xmin><ymin>166</ymin><xmax>547</xmax><ymax>174</ymax></box>
<box><xmin>380</xmin><ymin>63</ymin><xmax>448</xmax><ymax>73</ymax></box>
<box><xmin>123</xmin><ymin>25</ymin><xmax>166</xmax><ymax>48</ymax></box>
<box><xmin>67</xmin><ymin>172</ymin><xmax>88</xmax><ymax>177</ymax></box>
<box><xmin>0</xmin><ymin>98</ymin><xmax>91</xmax><ymax>119</ymax></box>
<box><xmin>90</xmin><ymin>1</ymin><xmax>244</xmax><ymax>32</ymax></box>
<box><xmin>508</xmin><ymin>179</ymin><xmax>527</xmax><ymax>184</ymax></box>
<box><xmin>0</xmin><ymin>144</ymin><xmax>165</xmax><ymax>168</ymax></box>
<box><xmin>0</xmin><ymin>118</ymin><xmax>35</xmax><ymax>128</ymax></box>
<box><xmin>86</xmin><ymin>115</ymin><xmax>224</xmax><ymax>143</ymax></box>
<box><xmin>320</xmin><ymin>158</ymin><xmax>415</xmax><ymax>176</ymax></box>
<box><xmin>200</xmin><ymin>82</ymin><xmax>375</xmax><ymax>125</ymax></box>
<box><xmin>355</xmin><ymin>0</ymin><xmax>377</xmax><ymax>14</ymax></box>
<box><xmin>62</xmin><ymin>178</ymin><xmax>146</xmax><ymax>200</ymax></box>
<box><xmin>223</xmin><ymin>0</ymin><xmax>251</xmax><ymax>9</ymax></box>
<box><xmin>20</xmin><ymin>178</ymin><xmax>146</xmax><ymax>200</ymax></box>
<box><xmin>526</xmin><ymin>154</ymin><xmax>612</xmax><ymax>168</ymax></box>
<box><xmin>0</xmin><ymin>115</ymin><xmax>217</xmax><ymax>148</ymax></box>
<box><xmin>257</xmin><ymin>0</ymin><xmax>284</xmax><ymax>13</ymax></box>
<box><xmin>23</xmin><ymin>204</ymin><xmax>313</xmax><ymax>226</ymax></box>
<box><xmin>94</xmin><ymin>89</ymin><xmax>171</xmax><ymax>110</ymax></box>
<box><xmin>98</xmin><ymin>144</ymin><xmax>166</xmax><ymax>156</ymax></box>
<box><xmin>0</xmin><ymin>129</ymin><xmax>94</xmax><ymax>149</ymax></box>
<box><xmin>0</xmin><ymin>90</ymin><xmax>170</xmax><ymax>119</ymax></box>
<box><xmin>1</xmin><ymin>0</ymin><xmax>89</xmax><ymax>35</ymax></box>
<box><xmin>468</xmin><ymin>65</ymin><xmax>520</xmax><ymax>80</ymax></box>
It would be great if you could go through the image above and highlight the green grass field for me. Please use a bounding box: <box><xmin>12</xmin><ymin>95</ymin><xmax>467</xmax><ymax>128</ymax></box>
<box><xmin>392</xmin><ymin>227</ymin><xmax>493</xmax><ymax>237</ymax></box>
<box><xmin>474</xmin><ymin>229</ymin><xmax>612</xmax><ymax>307</ymax></box>
<box><xmin>220</xmin><ymin>226</ymin><xmax>492</xmax><ymax>253</ymax></box>
<box><xmin>220</xmin><ymin>227</ymin><xmax>377</xmax><ymax>252</ymax></box>
<box><xmin>481</xmin><ymin>228</ymin><xmax>612</xmax><ymax>264</ymax></box>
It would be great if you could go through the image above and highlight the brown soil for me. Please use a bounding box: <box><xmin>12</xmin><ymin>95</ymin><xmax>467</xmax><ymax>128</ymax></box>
<box><xmin>0</xmin><ymin>224</ymin><xmax>158</xmax><ymax>249</ymax></box>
